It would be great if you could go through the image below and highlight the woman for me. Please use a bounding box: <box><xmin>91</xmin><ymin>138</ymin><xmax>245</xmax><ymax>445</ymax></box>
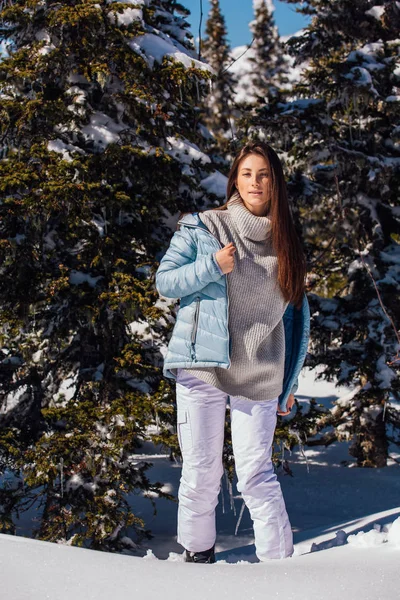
<box><xmin>155</xmin><ymin>141</ymin><xmax>310</xmax><ymax>564</ymax></box>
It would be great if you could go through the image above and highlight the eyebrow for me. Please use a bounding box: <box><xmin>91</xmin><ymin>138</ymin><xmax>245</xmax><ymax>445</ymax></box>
<box><xmin>240</xmin><ymin>167</ymin><xmax>269</xmax><ymax>172</ymax></box>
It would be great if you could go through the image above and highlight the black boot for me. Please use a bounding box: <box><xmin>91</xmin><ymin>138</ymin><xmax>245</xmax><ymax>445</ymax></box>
<box><xmin>184</xmin><ymin>545</ymin><xmax>216</xmax><ymax>564</ymax></box>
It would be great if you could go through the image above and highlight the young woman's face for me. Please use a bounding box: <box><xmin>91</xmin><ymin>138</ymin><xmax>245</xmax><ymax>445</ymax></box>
<box><xmin>235</xmin><ymin>153</ymin><xmax>271</xmax><ymax>215</ymax></box>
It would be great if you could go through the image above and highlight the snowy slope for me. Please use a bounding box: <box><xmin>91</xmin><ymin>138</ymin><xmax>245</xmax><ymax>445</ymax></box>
<box><xmin>2</xmin><ymin>367</ymin><xmax>399</xmax><ymax>600</ymax></box>
<box><xmin>1</xmin><ymin>522</ymin><xmax>399</xmax><ymax>600</ymax></box>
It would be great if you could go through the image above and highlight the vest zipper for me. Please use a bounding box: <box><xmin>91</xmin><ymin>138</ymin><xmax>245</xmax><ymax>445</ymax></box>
<box><xmin>177</xmin><ymin>220</ymin><xmax>231</xmax><ymax>369</ymax></box>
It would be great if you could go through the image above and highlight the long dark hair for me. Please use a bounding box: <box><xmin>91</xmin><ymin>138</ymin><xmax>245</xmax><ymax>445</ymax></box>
<box><xmin>178</xmin><ymin>141</ymin><xmax>307</xmax><ymax>309</ymax></box>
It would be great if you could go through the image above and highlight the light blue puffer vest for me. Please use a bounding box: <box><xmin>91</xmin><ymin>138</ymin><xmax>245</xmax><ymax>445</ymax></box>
<box><xmin>155</xmin><ymin>213</ymin><xmax>310</xmax><ymax>413</ymax></box>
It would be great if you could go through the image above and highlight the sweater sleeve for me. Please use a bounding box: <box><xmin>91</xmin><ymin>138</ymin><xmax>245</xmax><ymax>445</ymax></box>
<box><xmin>212</xmin><ymin>252</ymin><xmax>225</xmax><ymax>276</ymax></box>
<box><xmin>155</xmin><ymin>227</ymin><xmax>223</xmax><ymax>299</ymax></box>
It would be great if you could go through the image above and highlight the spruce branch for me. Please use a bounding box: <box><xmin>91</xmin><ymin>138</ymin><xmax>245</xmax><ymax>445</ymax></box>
<box><xmin>221</xmin><ymin>36</ymin><xmax>256</xmax><ymax>75</ymax></box>
<box><xmin>357</xmin><ymin>237</ymin><xmax>400</xmax><ymax>367</ymax></box>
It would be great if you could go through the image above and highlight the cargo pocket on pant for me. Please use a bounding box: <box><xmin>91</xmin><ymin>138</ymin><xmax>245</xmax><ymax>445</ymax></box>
<box><xmin>177</xmin><ymin>407</ymin><xmax>193</xmax><ymax>452</ymax></box>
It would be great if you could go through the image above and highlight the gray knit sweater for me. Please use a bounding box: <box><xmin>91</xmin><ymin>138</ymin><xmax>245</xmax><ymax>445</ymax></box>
<box><xmin>182</xmin><ymin>192</ymin><xmax>289</xmax><ymax>401</ymax></box>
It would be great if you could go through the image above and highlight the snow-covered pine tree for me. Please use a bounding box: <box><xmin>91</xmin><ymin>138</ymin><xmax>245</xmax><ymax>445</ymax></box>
<box><xmin>246</xmin><ymin>0</ymin><xmax>289</xmax><ymax>105</ymax></box>
<box><xmin>199</xmin><ymin>0</ymin><xmax>237</xmax><ymax>161</ymax></box>
<box><xmin>247</xmin><ymin>0</ymin><xmax>400</xmax><ymax>466</ymax></box>
<box><xmin>0</xmin><ymin>0</ymin><xmax>215</xmax><ymax>547</ymax></box>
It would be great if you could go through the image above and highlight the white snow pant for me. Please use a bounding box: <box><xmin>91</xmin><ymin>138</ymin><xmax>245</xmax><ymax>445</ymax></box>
<box><xmin>175</xmin><ymin>368</ymin><xmax>294</xmax><ymax>561</ymax></box>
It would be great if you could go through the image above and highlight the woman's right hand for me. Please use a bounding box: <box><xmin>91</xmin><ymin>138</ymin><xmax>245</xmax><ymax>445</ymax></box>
<box><xmin>215</xmin><ymin>242</ymin><xmax>236</xmax><ymax>274</ymax></box>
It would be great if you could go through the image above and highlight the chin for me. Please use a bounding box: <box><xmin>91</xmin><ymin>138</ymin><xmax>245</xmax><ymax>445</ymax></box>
<box><xmin>247</xmin><ymin>196</ymin><xmax>267</xmax><ymax>205</ymax></box>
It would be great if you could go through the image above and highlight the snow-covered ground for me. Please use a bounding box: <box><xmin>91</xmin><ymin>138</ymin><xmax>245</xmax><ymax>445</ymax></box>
<box><xmin>1</xmin><ymin>367</ymin><xmax>399</xmax><ymax>600</ymax></box>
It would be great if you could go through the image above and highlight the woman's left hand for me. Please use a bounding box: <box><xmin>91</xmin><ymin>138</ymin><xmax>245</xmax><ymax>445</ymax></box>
<box><xmin>277</xmin><ymin>393</ymin><xmax>295</xmax><ymax>417</ymax></box>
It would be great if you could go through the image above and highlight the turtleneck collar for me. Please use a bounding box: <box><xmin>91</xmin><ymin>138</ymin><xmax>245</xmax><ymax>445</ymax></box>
<box><xmin>227</xmin><ymin>191</ymin><xmax>272</xmax><ymax>241</ymax></box>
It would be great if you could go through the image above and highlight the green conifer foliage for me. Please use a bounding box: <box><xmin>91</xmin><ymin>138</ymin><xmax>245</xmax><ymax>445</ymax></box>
<box><xmin>248</xmin><ymin>0</ymin><xmax>400</xmax><ymax>466</ymax></box>
<box><xmin>200</xmin><ymin>0</ymin><xmax>237</xmax><ymax>159</ymax></box>
<box><xmin>0</xmin><ymin>0</ymin><xmax>213</xmax><ymax>547</ymax></box>
<box><xmin>247</xmin><ymin>0</ymin><xmax>288</xmax><ymax>104</ymax></box>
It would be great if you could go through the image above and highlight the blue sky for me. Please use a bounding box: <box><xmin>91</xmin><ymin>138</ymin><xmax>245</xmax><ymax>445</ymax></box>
<box><xmin>182</xmin><ymin>1</ymin><xmax>311</xmax><ymax>48</ymax></box>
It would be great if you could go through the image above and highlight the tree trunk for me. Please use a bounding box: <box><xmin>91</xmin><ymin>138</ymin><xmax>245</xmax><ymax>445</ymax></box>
<box><xmin>349</xmin><ymin>404</ymin><xmax>388</xmax><ymax>467</ymax></box>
